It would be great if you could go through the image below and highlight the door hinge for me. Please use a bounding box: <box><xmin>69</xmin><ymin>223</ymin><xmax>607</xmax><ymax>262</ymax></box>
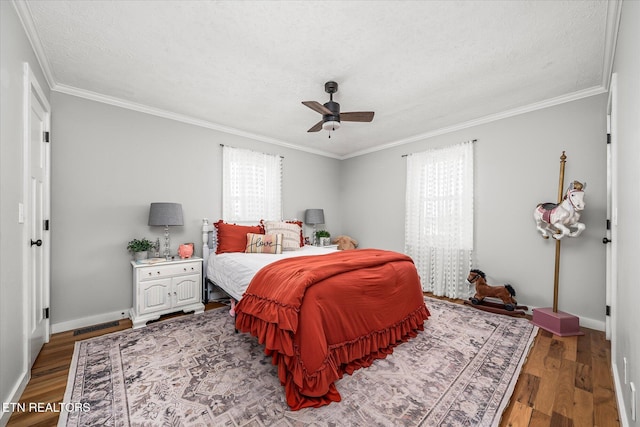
<box><xmin>606</xmin><ymin>305</ymin><xmax>611</xmax><ymax>316</ymax></box>
<box><xmin>43</xmin><ymin>219</ymin><xmax>50</xmax><ymax>231</ymax></box>
<box><xmin>43</xmin><ymin>131</ymin><xmax>50</xmax><ymax>143</ymax></box>
<box><xmin>43</xmin><ymin>307</ymin><xmax>50</xmax><ymax>319</ymax></box>
<box><xmin>607</xmin><ymin>133</ymin><xmax>611</xmax><ymax>144</ymax></box>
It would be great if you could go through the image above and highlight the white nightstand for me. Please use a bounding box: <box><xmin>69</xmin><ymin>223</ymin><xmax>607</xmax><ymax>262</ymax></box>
<box><xmin>130</xmin><ymin>257</ymin><xmax>205</xmax><ymax>329</ymax></box>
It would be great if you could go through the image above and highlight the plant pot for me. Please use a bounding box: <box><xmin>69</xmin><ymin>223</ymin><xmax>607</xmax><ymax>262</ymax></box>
<box><xmin>133</xmin><ymin>251</ymin><xmax>148</xmax><ymax>261</ymax></box>
<box><xmin>320</xmin><ymin>237</ymin><xmax>331</xmax><ymax>246</ymax></box>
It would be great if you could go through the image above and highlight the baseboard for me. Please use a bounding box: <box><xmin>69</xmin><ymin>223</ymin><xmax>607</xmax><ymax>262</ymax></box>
<box><xmin>0</xmin><ymin>368</ymin><xmax>30</xmax><ymax>427</ymax></box>
<box><xmin>612</xmin><ymin>361</ymin><xmax>630</xmax><ymax>427</ymax></box>
<box><xmin>51</xmin><ymin>308</ymin><xmax>130</xmax><ymax>334</ymax></box>
<box><xmin>578</xmin><ymin>315</ymin><xmax>605</xmax><ymax>332</ymax></box>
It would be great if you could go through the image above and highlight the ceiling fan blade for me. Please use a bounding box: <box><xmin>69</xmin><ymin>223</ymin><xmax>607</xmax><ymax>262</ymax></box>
<box><xmin>307</xmin><ymin>120</ymin><xmax>324</xmax><ymax>132</ymax></box>
<box><xmin>302</xmin><ymin>101</ymin><xmax>333</xmax><ymax>116</ymax></box>
<box><xmin>340</xmin><ymin>111</ymin><xmax>375</xmax><ymax>122</ymax></box>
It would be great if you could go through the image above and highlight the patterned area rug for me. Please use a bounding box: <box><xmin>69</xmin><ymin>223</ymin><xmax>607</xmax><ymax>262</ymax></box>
<box><xmin>59</xmin><ymin>297</ymin><xmax>537</xmax><ymax>426</ymax></box>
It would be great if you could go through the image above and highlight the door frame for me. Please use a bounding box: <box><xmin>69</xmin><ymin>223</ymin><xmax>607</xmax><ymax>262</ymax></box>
<box><xmin>22</xmin><ymin>63</ymin><xmax>51</xmax><ymax>369</ymax></box>
<box><xmin>605</xmin><ymin>73</ymin><xmax>618</xmax><ymax>350</ymax></box>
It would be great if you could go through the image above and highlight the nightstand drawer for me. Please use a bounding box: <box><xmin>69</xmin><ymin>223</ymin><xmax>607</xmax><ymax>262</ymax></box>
<box><xmin>137</xmin><ymin>262</ymin><xmax>201</xmax><ymax>280</ymax></box>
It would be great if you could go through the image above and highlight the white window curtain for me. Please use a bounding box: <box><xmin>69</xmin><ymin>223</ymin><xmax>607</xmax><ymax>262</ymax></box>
<box><xmin>222</xmin><ymin>145</ymin><xmax>282</xmax><ymax>222</ymax></box>
<box><xmin>404</xmin><ymin>141</ymin><xmax>474</xmax><ymax>298</ymax></box>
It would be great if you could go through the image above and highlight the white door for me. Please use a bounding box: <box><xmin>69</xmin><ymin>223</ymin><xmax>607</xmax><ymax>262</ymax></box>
<box><xmin>605</xmin><ymin>73</ymin><xmax>618</xmax><ymax>344</ymax></box>
<box><xmin>24</xmin><ymin>64</ymin><xmax>51</xmax><ymax>367</ymax></box>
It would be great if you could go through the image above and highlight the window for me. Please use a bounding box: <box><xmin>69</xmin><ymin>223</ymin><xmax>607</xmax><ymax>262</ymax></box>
<box><xmin>222</xmin><ymin>145</ymin><xmax>282</xmax><ymax>222</ymax></box>
<box><xmin>404</xmin><ymin>141</ymin><xmax>474</xmax><ymax>297</ymax></box>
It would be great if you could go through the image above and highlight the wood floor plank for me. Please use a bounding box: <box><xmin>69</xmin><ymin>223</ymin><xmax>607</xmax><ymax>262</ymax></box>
<box><xmin>512</xmin><ymin>372</ymin><xmax>540</xmax><ymax>407</ymax></box>
<box><xmin>594</xmin><ymin>386</ymin><xmax>621</xmax><ymax>427</ymax></box>
<box><xmin>502</xmin><ymin>400</ymin><xmax>532</xmax><ymax>426</ymax></box>
<box><xmin>556</xmin><ymin>335</ymin><xmax>578</xmax><ymax>362</ymax></box>
<box><xmin>548</xmin><ymin>337</ymin><xmax>567</xmax><ymax>360</ymax></box>
<box><xmin>575</xmin><ymin>361</ymin><xmax>594</xmax><ymax>392</ymax></box>
<box><xmin>550</xmin><ymin>411</ymin><xmax>574</xmax><ymax>427</ymax></box>
<box><xmin>528</xmin><ymin>409</ymin><xmax>552</xmax><ymax>427</ymax></box>
<box><xmin>573</xmin><ymin>387</ymin><xmax>594</xmax><ymax>427</ymax></box>
<box><xmin>552</xmin><ymin>358</ymin><xmax>577</xmax><ymax>419</ymax></box>
<box><xmin>534</xmin><ymin>355</ymin><xmax>561</xmax><ymax>415</ymax></box>
<box><xmin>523</xmin><ymin>334</ymin><xmax>552</xmax><ymax>377</ymax></box>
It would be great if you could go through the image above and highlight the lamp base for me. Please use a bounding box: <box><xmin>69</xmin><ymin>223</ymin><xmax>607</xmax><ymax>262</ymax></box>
<box><xmin>163</xmin><ymin>226</ymin><xmax>171</xmax><ymax>259</ymax></box>
<box><xmin>530</xmin><ymin>307</ymin><xmax>584</xmax><ymax>336</ymax></box>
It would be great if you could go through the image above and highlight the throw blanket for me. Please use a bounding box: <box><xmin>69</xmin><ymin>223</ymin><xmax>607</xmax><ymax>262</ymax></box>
<box><xmin>235</xmin><ymin>248</ymin><xmax>430</xmax><ymax>410</ymax></box>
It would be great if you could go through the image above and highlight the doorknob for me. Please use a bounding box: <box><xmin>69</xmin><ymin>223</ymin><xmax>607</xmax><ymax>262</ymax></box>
<box><xmin>602</xmin><ymin>237</ymin><xmax>611</xmax><ymax>244</ymax></box>
<box><xmin>30</xmin><ymin>239</ymin><xmax>42</xmax><ymax>247</ymax></box>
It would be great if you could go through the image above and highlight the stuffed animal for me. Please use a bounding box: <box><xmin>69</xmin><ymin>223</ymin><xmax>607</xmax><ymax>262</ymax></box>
<box><xmin>333</xmin><ymin>235</ymin><xmax>358</xmax><ymax>250</ymax></box>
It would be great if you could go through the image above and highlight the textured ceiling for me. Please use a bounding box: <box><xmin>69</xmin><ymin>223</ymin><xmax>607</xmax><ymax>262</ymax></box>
<box><xmin>19</xmin><ymin>0</ymin><xmax>615</xmax><ymax>158</ymax></box>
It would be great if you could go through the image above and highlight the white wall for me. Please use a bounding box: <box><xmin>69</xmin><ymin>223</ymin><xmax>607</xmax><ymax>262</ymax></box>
<box><xmin>49</xmin><ymin>92</ymin><xmax>342</xmax><ymax>327</ymax></box>
<box><xmin>0</xmin><ymin>2</ymin><xmax>51</xmax><ymax>424</ymax></box>
<box><xmin>341</xmin><ymin>95</ymin><xmax>608</xmax><ymax>329</ymax></box>
<box><xmin>611</xmin><ymin>1</ymin><xmax>640</xmax><ymax>425</ymax></box>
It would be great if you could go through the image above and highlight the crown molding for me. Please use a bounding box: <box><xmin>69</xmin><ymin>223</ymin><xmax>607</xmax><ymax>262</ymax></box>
<box><xmin>53</xmin><ymin>83</ymin><xmax>342</xmax><ymax>159</ymax></box>
<box><xmin>12</xmin><ymin>0</ymin><xmax>55</xmax><ymax>89</ymax></box>
<box><xmin>342</xmin><ymin>85</ymin><xmax>607</xmax><ymax>159</ymax></box>
<box><xmin>601</xmin><ymin>0</ymin><xmax>622</xmax><ymax>91</ymax></box>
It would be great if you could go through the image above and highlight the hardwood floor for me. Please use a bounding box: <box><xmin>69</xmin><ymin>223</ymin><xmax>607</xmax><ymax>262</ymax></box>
<box><xmin>7</xmin><ymin>298</ymin><xmax>620</xmax><ymax>426</ymax></box>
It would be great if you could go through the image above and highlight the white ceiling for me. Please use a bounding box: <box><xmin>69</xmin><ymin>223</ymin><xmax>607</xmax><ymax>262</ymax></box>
<box><xmin>17</xmin><ymin>0</ymin><xmax>617</xmax><ymax>159</ymax></box>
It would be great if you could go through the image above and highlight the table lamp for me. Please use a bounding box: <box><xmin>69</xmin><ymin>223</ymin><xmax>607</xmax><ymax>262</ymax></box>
<box><xmin>304</xmin><ymin>208</ymin><xmax>325</xmax><ymax>245</ymax></box>
<box><xmin>148</xmin><ymin>202</ymin><xmax>183</xmax><ymax>259</ymax></box>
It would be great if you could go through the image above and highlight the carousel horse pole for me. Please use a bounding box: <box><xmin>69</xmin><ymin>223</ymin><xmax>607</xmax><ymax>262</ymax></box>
<box><xmin>530</xmin><ymin>152</ymin><xmax>585</xmax><ymax>336</ymax></box>
<box><xmin>553</xmin><ymin>153</ymin><xmax>565</xmax><ymax>312</ymax></box>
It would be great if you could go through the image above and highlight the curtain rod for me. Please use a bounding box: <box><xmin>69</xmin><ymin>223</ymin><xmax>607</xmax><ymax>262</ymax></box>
<box><xmin>401</xmin><ymin>139</ymin><xmax>477</xmax><ymax>157</ymax></box>
<box><xmin>220</xmin><ymin>143</ymin><xmax>284</xmax><ymax>159</ymax></box>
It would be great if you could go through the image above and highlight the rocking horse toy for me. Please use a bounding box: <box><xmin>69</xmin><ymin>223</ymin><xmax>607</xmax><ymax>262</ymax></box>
<box><xmin>463</xmin><ymin>269</ymin><xmax>528</xmax><ymax>316</ymax></box>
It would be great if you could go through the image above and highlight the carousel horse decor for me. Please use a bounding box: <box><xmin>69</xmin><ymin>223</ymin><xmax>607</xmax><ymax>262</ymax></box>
<box><xmin>464</xmin><ymin>269</ymin><xmax>528</xmax><ymax>317</ymax></box>
<box><xmin>534</xmin><ymin>180</ymin><xmax>586</xmax><ymax>240</ymax></box>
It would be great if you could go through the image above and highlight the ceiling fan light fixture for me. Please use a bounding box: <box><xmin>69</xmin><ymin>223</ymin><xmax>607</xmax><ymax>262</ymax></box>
<box><xmin>322</xmin><ymin>120</ymin><xmax>340</xmax><ymax>131</ymax></box>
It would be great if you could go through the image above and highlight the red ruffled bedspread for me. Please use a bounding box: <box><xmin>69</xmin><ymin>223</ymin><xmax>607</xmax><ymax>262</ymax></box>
<box><xmin>235</xmin><ymin>248</ymin><xmax>430</xmax><ymax>410</ymax></box>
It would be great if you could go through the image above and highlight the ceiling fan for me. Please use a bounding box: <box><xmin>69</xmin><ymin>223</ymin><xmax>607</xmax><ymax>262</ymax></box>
<box><xmin>302</xmin><ymin>81</ymin><xmax>374</xmax><ymax>136</ymax></box>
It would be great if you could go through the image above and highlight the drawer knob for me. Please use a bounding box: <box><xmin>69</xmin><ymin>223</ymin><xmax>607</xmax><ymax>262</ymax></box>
<box><xmin>183</xmin><ymin>268</ymin><xmax>187</xmax><ymax>271</ymax></box>
<box><xmin>148</xmin><ymin>272</ymin><xmax>152</xmax><ymax>276</ymax></box>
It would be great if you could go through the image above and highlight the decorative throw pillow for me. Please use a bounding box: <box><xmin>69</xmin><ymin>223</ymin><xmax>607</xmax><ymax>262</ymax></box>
<box><xmin>214</xmin><ymin>220</ymin><xmax>264</xmax><ymax>254</ymax></box>
<box><xmin>285</xmin><ymin>220</ymin><xmax>305</xmax><ymax>247</ymax></box>
<box><xmin>262</xmin><ymin>221</ymin><xmax>303</xmax><ymax>250</ymax></box>
<box><xmin>245</xmin><ymin>233</ymin><xmax>283</xmax><ymax>254</ymax></box>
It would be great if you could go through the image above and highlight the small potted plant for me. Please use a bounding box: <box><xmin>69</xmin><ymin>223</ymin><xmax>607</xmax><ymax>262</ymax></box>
<box><xmin>127</xmin><ymin>238</ymin><xmax>155</xmax><ymax>261</ymax></box>
<box><xmin>315</xmin><ymin>230</ymin><xmax>331</xmax><ymax>246</ymax></box>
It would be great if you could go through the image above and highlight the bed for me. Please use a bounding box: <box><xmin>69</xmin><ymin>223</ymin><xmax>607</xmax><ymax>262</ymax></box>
<box><xmin>201</xmin><ymin>218</ymin><xmax>430</xmax><ymax>410</ymax></box>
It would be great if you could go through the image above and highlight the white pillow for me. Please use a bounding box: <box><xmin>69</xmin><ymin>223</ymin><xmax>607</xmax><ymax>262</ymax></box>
<box><xmin>263</xmin><ymin>221</ymin><xmax>302</xmax><ymax>250</ymax></box>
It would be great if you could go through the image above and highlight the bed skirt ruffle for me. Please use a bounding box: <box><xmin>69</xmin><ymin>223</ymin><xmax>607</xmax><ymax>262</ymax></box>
<box><xmin>236</xmin><ymin>299</ymin><xmax>429</xmax><ymax>410</ymax></box>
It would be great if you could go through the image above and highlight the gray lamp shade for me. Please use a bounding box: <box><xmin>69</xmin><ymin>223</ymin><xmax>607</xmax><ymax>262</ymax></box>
<box><xmin>304</xmin><ymin>208</ymin><xmax>325</xmax><ymax>225</ymax></box>
<box><xmin>148</xmin><ymin>203</ymin><xmax>184</xmax><ymax>226</ymax></box>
